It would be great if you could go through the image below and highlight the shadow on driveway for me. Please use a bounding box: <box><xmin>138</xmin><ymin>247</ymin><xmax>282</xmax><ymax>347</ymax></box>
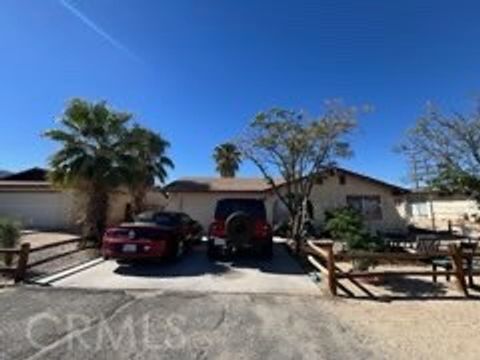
<box><xmin>113</xmin><ymin>242</ymin><xmax>305</xmax><ymax>278</ymax></box>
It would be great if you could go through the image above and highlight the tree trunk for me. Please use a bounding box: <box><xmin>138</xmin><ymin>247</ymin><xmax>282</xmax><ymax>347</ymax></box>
<box><xmin>291</xmin><ymin>211</ymin><xmax>304</xmax><ymax>254</ymax></box>
<box><xmin>83</xmin><ymin>185</ymin><xmax>109</xmax><ymax>242</ymax></box>
<box><xmin>132</xmin><ymin>186</ymin><xmax>147</xmax><ymax>214</ymax></box>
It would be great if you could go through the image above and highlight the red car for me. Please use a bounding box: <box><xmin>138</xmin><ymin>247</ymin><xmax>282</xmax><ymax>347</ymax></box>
<box><xmin>102</xmin><ymin>211</ymin><xmax>197</xmax><ymax>262</ymax></box>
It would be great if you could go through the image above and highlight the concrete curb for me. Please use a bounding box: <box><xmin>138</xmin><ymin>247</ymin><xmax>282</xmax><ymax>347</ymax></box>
<box><xmin>31</xmin><ymin>258</ymin><xmax>104</xmax><ymax>285</ymax></box>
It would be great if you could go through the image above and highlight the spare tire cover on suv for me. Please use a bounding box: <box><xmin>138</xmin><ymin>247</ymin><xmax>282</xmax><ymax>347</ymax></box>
<box><xmin>225</xmin><ymin>211</ymin><xmax>253</xmax><ymax>246</ymax></box>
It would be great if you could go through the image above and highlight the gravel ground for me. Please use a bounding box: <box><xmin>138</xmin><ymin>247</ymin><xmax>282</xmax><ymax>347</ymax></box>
<box><xmin>22</xmin><ymin>231</ymin><xmax>100</xmax><ymax>279</ymax></box>
<box><xmin>322</xmin><ymin>297</ymin><xmax>480</xmax><ymax>360</ymax></box>
<box><xmin>20</xmin><ymin>232</ymin><xmax>81</xmax><ymax>248</ymax></box>
<box><xmin>26</xmin><ymin>247</ymin><xmax>100</xmax><ymax>279</ymax></box>
<box><xmin>0</xmin><ymin>287</ymin><xmax>377</xmax><ymax>360</ymax></box>
<box><xmin>312</xmin><ymin>265</ymin><xmax>480</xmax><ymax>360</ymax></box>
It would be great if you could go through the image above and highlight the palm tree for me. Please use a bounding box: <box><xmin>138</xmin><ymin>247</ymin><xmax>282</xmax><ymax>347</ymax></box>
<box><xmin>123</xmin><ymin>126</ymin><xmax>174</xmax><ymax>213</ymax></box>
<box><xmin>213</xmin><ymin>142</ymin><xmax>242</xmax><ymax>177</ymax></box>
<box><xmin>44</xmin><ymin>98</ymin><xmax>132</xmax><ymax>240</ymax></box>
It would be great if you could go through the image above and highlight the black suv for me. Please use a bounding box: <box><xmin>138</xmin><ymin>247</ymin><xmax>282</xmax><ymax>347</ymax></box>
<box><xmin>207</xmin><ymin>198</ymin><xmax>273</xmax><ymax>259</ymax></box>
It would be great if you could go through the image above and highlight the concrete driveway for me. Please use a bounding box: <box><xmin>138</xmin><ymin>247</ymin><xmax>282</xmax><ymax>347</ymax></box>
<box><xmin>42</xmin><ymin>240</ymin><xmax>319</xmax><ymax>295</ymax></box>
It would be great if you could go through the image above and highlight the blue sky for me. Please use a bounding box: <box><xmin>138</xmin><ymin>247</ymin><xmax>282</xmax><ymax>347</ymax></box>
<box><xmin>1</xmin><ymin>0</ymin><xmax>480</xmax><ymax>186</ymax></box>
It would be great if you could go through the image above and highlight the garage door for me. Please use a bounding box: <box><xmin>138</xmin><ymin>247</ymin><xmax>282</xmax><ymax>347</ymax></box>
<box><xmin>0</xmin><ymin>192</ymin><xmax>74</xmax><ymax>230</ymax></box>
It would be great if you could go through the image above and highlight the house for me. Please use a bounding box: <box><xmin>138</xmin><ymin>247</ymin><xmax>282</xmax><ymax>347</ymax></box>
<box><xmin>0</xmin><ymin>169</ymin><xmax>12</xmax><ymax>179</ymax></box>
<box><xmin>164</xmin><ymin>167</ymin><xmax>409</xmax><ymax>232</ymax></box>
<box><xmin>404</xmin><ymin>188</ymin><xmax>480</xmax><ymax>233</ymax></box>
<box><xmin>0</xmin><ymin>167</ymin><xmax>167</xmax><ymax>230</ymax></box>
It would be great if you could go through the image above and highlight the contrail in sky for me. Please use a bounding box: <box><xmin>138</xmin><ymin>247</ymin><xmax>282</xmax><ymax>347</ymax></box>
<box><xmin>59</xmin><ymin>0</ymin><xmax>142</xmax><ymax>63</ymax></box>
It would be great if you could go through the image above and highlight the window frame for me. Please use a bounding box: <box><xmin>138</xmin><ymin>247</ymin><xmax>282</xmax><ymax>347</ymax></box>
<box><xmin>346</xmin><ymin>195</ymin><xmax>383</xmax><ymax>221</ymax></box>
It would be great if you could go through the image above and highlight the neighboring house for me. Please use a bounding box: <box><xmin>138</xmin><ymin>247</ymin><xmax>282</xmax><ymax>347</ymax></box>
<box><xmin>0</xmin><ymin>169</ymin><xmax>12</xmax><ymax>179</ymax></box>
<box><xmin>404</xmin><ymin>188</ymin><xmax>480</xmax><ymax>232</ymax></box>
<box><xmin>164</xmin><ymin>167</ymin><xmax>409</xmax><ymax>232</ymax></box>
<box><xmin>0</xmin><ymin>167</ymin><xmax>167</xmax><ymax>231</ymax></box>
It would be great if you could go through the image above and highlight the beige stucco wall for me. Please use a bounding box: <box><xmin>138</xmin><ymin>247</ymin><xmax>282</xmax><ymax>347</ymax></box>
<box><xmin>165</xmin><ymin>192</ymin><xmax>271</xmax><ymax>230</ymax></box>
<box><xmin>300</xmin><ymin>173</ymin><xmax>406</xmax><ymax>232</ymax></box>
<box><xmin>70</xmin><ymin>188</ymin><xmax>168</xmax><ymax>230</ymax></box>
<box><xmin>166</xmin><ymin>173</ymin><xmax>407</xmax><ymax>233</ymax></box>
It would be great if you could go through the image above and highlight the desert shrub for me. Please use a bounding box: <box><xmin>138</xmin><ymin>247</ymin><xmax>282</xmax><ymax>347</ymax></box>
<box><xmin>324</xmin><ymin>207</ymin><xmax>384</xmax><ymax>252</ymax></box>
<box><xmin>0</xmin><ymin>218</ymin><xmax>21</xmax><ymax>266</ymax></box>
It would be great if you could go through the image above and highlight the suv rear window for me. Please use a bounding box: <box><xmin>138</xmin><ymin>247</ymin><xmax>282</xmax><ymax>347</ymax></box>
<box><xmin>215</xmin><ymin>199</ymin><xmax>266</xmax><ymax>220</ymax></box>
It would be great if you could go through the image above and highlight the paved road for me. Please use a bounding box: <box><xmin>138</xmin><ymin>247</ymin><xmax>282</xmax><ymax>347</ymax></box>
<box><xmin>0</xmin><ymin>287</ymin><xmax>377</xmax><ymax>360</ymax></box>
<box><xmin>46</xmin><ymin>241</ymin><xmax>320</xmax><ymax>295</ymax></box>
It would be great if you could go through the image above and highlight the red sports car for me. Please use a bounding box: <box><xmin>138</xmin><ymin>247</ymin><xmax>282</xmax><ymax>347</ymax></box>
<box><xmin>102</xmin><ymin>223</ymin><xmax>187</xmax><ymax>262</ymax></box>
<box><xmin>102</xmin><ymin>211</ymin><xmax>202</xmax><ymax>262</ymax></box>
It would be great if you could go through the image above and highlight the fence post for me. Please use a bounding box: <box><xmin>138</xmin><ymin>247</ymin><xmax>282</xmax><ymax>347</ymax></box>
<box><xmin>14</xmin><ymin>243</ymin><xmax>30</xmax><ymax>283</ymax></box>
<box><xmin>449</xmin><ymin>243</ymin><xmax>468</xmax><ymax>297</ymax></box>
<box><xmin>325</xmin><ymin>242</ymin><xmax>337</xmax><ymax>296</ymax></box>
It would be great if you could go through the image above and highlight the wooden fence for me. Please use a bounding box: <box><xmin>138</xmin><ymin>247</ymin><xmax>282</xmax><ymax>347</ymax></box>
<box><xmin>0</xmin><ymin>243</ymin><xmax>30</xmax><ymax>283</ymax></box>
<box><xmin>306</xmin><ymin>240</ymin><xmax>480</xmax><ymax>298</ymax></box>
<box><xmin>1</xmin><ymin>238</ymin><xmax>90</xmax><ymax>283</ymax></box>
<box><xmin>27</xmin><ymin>238</ymin><xmax>86</xmax><ymax>269</ymax></box>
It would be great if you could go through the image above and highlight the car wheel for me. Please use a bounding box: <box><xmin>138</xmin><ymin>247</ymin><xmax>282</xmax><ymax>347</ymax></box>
<box><xmin>175</xmin><ymin>240</ymin><xmax>185</xmax><ymax>259</ymax></box>
<box><xmin>260</xmin><ymin>240</ymin><xmax>273</xmax><ymax>260</ymax></box>
<box><xmin>207</xmin><ymin>240</ymin><xmax>218</xmax><ymax>260</ymax></box>
<box><xmin>167</xmin><ymin>240</ymin><xmax>184</xmax><ymax>262</ymax></box>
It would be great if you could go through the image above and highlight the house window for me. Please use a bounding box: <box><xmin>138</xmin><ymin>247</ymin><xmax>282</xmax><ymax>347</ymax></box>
<box><xmin>346</xmin><ymin>195</ymin><xmax>383</xmax><ymax>220</ymax></box>
<box><xmin>339</xmin><ymin>174</ymin><xmax>346</xmax><ymax>185</ymax></box>
<box><xmin>409</xmin><ymin>202</ymin><xmax>429</xmax><ymax>217</ymax></box>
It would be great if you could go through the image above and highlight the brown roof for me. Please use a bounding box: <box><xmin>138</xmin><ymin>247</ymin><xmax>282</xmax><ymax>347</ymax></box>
<box><xmin>334</xmin><ymin>167</ymin><xmax>409</xmax><ymax>194</ymax></box>
<box><xmin>165</xmin><ymin>167</ymin><xmax>409</xmax><ymax>194</ymax></box>
<box><xmin>165</xmin><ymin>177</ymin><xmax>280</xmax><ymax>193</ymax></box>
<box><xmin>2</xmin><ymin>167</ymin><xmax>48</xmax><ymax>181</ymax></box>
<box><xmin>0</xmin><ymin>181</ymin><xmax>55</xmax><ymax>192</ymax></box>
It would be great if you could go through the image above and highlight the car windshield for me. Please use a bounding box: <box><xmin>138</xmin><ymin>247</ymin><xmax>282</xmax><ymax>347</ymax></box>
<box><xmin>215</xmin><ymin>199</ymin><xmax>266</xmax><ymax>220</ymax></box>
<box><xmin>135</xmin><ymin>212</ymin><xmax>178</xmax><ymax>226</ymax></box>
<box><xmin>153</xmin><ymin>214</ymin><xmax>177</xmax><ymax>226</ymax></box>
<box><xmin>135</xmin><ymin>211</ymin><xmax>155</xmax><ymax>222</ymax></box>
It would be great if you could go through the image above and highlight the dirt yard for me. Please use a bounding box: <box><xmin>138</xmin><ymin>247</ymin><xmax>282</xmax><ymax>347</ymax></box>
<box><xmin>317</xmin><ymin>267</ymin><xmax>480</xmax><ymax>360</ymax></box>
<box><xmin>323</xmin><ymin>297</ymin><xmax>480</xmax><ymax>360</ymax></box>
<box><xmin>20</xmin><ymin>230</ymin><xmax>80</xmax><ymax>248</ymax></box>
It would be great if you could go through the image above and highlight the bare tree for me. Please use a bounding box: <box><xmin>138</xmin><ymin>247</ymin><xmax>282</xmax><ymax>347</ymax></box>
<box><xmin>238</xmin><ymin>100</ymin><xmax>360</xmax><ymax>250</ymax></box>
<box><xmin>399</xmin><ymin>100</ymin><xmax>480</xmax><ymax>200</ymax></box>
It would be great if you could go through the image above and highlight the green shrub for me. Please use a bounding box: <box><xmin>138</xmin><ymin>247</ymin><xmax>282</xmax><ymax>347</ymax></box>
<box><xmin>0</xmin><ymin>218</ymin><xmax>21</xmax><ymax>266</ymax></box>
<box><xmin>324</xmin><ymin>207</ymin><xmax>384</xmax><ymax>252</ymax></box>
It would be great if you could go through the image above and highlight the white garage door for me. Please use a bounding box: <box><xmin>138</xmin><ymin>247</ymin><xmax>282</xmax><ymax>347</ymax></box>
<box><xmin>0</xmin><ymin>192</ymin><xmax>74</xmax><ymax>230</ymax></box>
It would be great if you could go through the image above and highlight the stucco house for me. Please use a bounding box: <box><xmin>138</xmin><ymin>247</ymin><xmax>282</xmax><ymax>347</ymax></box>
<box><xmin>164</xmin><ymin>167</ymin><xmax>409</xmax><ymax>233</ymax></box>
<box><xmin>0</xmin><ymin>168</ymin><xmax>167</xmax><ymax>230</ymax></box>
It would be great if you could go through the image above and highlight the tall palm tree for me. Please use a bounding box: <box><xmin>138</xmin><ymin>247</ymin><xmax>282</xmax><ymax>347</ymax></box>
<box><xmin>123</xmin><ymin>125</ymin><xmax>174</xmax><ymax>213</ymax></box>
<box><xmin>213</xmin><ymin>142</ymin><xmax>242</xmax><ymax>177</ymax></box>
<box><xmin>44</xmin><ymin>98</ymin><xmax>132</xmax><ymax>240</ymax></box>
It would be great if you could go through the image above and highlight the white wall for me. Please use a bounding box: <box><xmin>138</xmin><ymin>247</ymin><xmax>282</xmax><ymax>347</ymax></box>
<box><xmin>0</xmin><ymin>188</ymin><xmax>168</xmax><ymax>231</ymax></box>
<box><xmin>165</xmin><ymin>192</ymin><xmax>270</xmax><ymax>230</ymax></box>
<box><xmin>405</xmin><ymin>195</ymin><xmax>479</xmax><ymax>231</ymax></box>
<box><xmin>0</xmin><ymin>191</ymin><xmax>75</xmax><ymax>230</ymax></box>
